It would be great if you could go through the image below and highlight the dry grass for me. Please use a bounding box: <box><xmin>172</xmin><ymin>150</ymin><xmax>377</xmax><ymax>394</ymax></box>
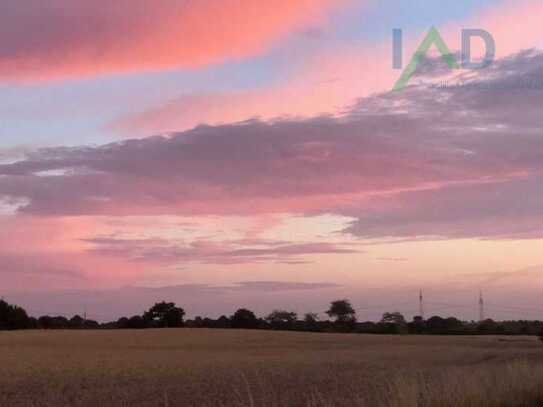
<box><xmin>1</xmin><ymin>329</ymin><xmax>542</xmax><ymax>406</ymax></box>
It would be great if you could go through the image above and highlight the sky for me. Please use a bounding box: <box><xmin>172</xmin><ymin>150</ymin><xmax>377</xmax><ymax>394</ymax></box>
<box><xmin>2</xmin><ymin>0</ymin><xmax>543</xmax><ymax>322</ymax></box>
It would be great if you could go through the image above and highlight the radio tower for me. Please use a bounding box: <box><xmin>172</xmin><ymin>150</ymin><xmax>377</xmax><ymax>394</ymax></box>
<box><xmin>419</xmin><ymin>289</ymin><xmax>425</xmax><ymax>320</ymax></box>
<box><xmin>478</xmin><ymin>289</ymin><xmax>485</xmax><ymax>322</ymax></box>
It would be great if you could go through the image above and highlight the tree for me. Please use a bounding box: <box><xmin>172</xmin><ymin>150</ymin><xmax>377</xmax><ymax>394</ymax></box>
<box><xmin>116</xmin><ymin>317</ymin><xmax>129</xmax><ymax>329</ymax></box>
<box><xmin>216</xmin><ymin>315</ymin><xmax>231</xmax><ymax>329</ymax></box>
<box><xmin>408</xmin><ymin>316</ymin><xmax>426</xmax><ymax>334</ymax></box>
<box><xmin>326</xmin><ymin>299</ymin><xmax>356</xmax><ymax>323</ymax></box>
<box><xmin>143</xmin><ymin>302</ymin><xmax>185</xmax><ymax>328</ymax></box>
<box><xmin>380</xmin><ymin>312</ymin><xmax>407</xmax><ymax>334</ymax></box>
<box><xmin>69</xmin><ymin>315</ymin><xmax>85</xmax><ymax>329</ymax></box>
<box><xmin>266</xmin><ymin>310</ymin><xmax>297</xmax><ymax>330</ymax></box>
<box><xmin>426</xmin><ymin>316</ymin><xmax>446</xmax><ymax>331</ymax></box>
<box><xmin>127</xmin><ymin>315</ymin><xmax>147</xmax><ymax>329</ymax></box>
<box><xmin>381</xmin><ymin>312</ymin><xmax>406</xmax><ymax>325</ymax></box>
<box><xmin>304</xmin><ymin>313</ymin><xmax>319</xmax><ymax>324</ymax></box>
<box><xmin>477</xmin><ymin>318</ymin><xmax>497</xmax><ymax>332</ymax></box>
<box><xmin>326</xmin><ymin>299</ymin><xmax>356</xmax><ymax>332</ymax></box>
<box><xmin>38</xmin><ymin>316</ymin><xmax>69</xmax><ymax>329</ymax></box>
<box><xmin>202</xmin><ymin>318</ymin><xmax>215</xmax><ymax>328</ymax></box>
<box><xmin>0</xmin><ymin>300</ymin><xmax>31</xmax><ymax>330</ymax></box>
<box><xmin>444</xmin><ymin>317</ymin><xmax>463</xmax><ymax>330</ymax></box>
<box><xmin>412</xmin><ymin>315</ymin><xmax>424</xmax><ymax>324</ymax></box>
<box><xmin>231</xmin><ymin>308</ymin><xmax>259</xmax><ymax>329</ymax></box>
<box><xmin>426</xmin><ymin>316</ymin><xmax>463</xmax><ymax>332</ymax></box>
<box><xmin>303</xmin><ymin>313</ymin><xmax>320</xmax><ymax>332</ymax></box>
<box><xmin>83</xmin><ymin>319</ymin><xmax>100</xmax><ymax>329</ymax></box>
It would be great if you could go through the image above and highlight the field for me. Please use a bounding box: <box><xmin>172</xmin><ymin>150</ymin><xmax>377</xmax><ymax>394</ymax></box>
<box><xmin>1</xmin><ymin>330</ymin><xmax>543</xmax><ymax>406</ymax></box>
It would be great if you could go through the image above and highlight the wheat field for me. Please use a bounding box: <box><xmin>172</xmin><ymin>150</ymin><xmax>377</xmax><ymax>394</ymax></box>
<box><xmin>1</xmin><ymin>329</ymin><xmax>543</xmax><ymax>406</ymax></box>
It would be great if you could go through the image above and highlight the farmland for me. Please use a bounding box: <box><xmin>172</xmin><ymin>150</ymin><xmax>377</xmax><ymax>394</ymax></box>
<box><xmin>1</xmin><ymin>330</ymin><xmax>543</xmax><ymax>406</ymax></box>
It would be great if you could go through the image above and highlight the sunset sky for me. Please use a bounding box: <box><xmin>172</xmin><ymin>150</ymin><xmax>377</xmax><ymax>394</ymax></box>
<box><xmin>2</xmin><ymin>0</ymin><xmax>543</xmax><ymax>321</ymax></box>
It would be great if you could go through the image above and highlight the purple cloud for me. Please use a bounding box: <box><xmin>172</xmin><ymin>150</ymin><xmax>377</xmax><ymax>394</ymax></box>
<box><xmin>2</xmin><ymin>51</ymin><xmax>543</xmax><ymax>240</ymax></box>
<box><xmin>83</xmin><ymin>237</ymin><xmax>358</xmax><ymax>265</ymax></box>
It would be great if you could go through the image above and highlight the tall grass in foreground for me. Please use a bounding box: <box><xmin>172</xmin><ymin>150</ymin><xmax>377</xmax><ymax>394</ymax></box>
<box><xmin>312</xmin><ymin>361</ymin><xmax>543</xmax><ymax>407</ymax></box>
<box><xmin>213</xmin><ymin>361</ymin><xmax>543</xmax><ymax>407</ymax></box>
<box><xmin>130</xmin><ymin>361</ymin><xmax>543</xmax><ymax>406</ymax></box>
<box><xmin>384</xmin><ymin>361</ymin><xmax>543</xmax><ymax>407</ymax></box>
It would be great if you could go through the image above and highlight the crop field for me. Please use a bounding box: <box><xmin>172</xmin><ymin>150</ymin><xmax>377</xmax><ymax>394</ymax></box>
<box><xmin>1</xmin><ymin>330</ymin><xmax>543</xmax><ymax>406</ymax></box>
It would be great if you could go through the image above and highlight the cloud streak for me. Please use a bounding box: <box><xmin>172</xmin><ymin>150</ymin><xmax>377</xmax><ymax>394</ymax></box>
<box><xmin>0</xmin><ymin>0</ymin><xmax>347</xmax><ymax>81</ymax></box>
<box><xmin>83</xmin><ymin>236</ymin><xmax>358</xmax><ymax>265</ymax></box>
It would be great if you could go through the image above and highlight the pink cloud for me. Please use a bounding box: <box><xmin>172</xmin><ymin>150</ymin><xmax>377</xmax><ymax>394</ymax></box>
<box><xmin>112</xmin><ymin>45</ymin><xmax>394</xmax><ymax>135</ymax></box>
<box><xmin>0</xmin><ymin>215</ymin><xmax>154</xmax><ymax>289</ymax></box>
<box><xmin>113</xmin><ymin>0</ymin><xmax>543</xmax><ymax>136</ymax></box>
<box><xmin>458</xmin><ymin>0</ymin><xmax>543</xmax><ymax>58</ymax></box>
<box><xmin>5</xmin><ymin>50</ymin><xmax>543</xmax><ymax>242</ymax></box>
<box><xmin>0</xmin><ymin>212</ymin><xmax>357</xmax><ymax>292</ymax></box>
<box><xmin>2</xmin><ymin>115</ymin><xmax>518</xmax><ymax>217</ymax></box>
<box><xmin>0</xmin><ymin>0</ymin><xmax>348</xmax><ymax>81</ymax></box>
<box><xmin>3</xmin><ymin>45</ymin><xmax>543</xmax><ymax>299</ymax></box>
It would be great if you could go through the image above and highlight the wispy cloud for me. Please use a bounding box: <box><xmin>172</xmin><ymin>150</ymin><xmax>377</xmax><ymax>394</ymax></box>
<box><xmin>83</xmin><ymin>236</ymin><xmax>358</xmax><ymax>265</ymax></box>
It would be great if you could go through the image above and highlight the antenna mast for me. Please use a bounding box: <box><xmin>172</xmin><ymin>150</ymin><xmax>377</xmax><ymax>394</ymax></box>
<box><xmin>419</xmin><ymin>289</ymin><xmax>424</xmax><ymax>320</ymax></box>
<box><xmin>478</xmin><ymin>289</ymin><xmax>484</xmax><ymax>322</ymax></box>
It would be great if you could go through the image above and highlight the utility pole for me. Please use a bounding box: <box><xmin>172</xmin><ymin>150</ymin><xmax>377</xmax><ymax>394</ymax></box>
<box><xmin>419</xmin><ymin>289</ymin><xmax>424</xmax><ymax>320</ymax></box>
<box><xmin>478</xmin><ymin>289</ymin><xmax>484</xmax><ymax>322</ymax></box>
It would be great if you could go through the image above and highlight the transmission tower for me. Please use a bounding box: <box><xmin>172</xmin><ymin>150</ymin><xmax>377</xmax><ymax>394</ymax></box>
<box><xmin>419</xmin><ymin>289</ymin><xmax>425</xmax><ymax>320</ymax></box>
<box><xmin>478</xmin><ymin>289</ymin><xmax>485</xmax><ymax>322</ymax></box>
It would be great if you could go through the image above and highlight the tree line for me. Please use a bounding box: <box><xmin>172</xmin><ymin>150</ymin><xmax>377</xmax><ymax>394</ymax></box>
<box><xmin>2</xmin><ymin>298</ymin><xmax>543</xmax><ymax>337</ymax></box>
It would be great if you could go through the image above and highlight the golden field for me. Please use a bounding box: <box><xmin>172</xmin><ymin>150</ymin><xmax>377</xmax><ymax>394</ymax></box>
<box><xmin>1</xmin><ymin>329</ymin><xmax>543</xmax><ymax>406</ymax></box>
